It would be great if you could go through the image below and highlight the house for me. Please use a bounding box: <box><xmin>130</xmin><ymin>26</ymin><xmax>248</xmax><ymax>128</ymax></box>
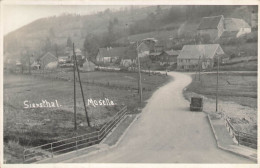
<box><xmin>149</xmin><ymin>52</ymin><xmax>162</xmax><ymax>62</ymax></box>
<box><xmin>177</xmin><ymin>44</ymin><xmax>224</xmax><ymax>71</ymax></box>
<box><xmin>45</xmin><ymin>61</ymin><xmax>58</xmax><ymax>70</ymax></box>
<box><xmin>154</xmin><ymin>41</ymin><xmax>164</xmax><ymax>53</ymax></box>
<box><xmin>80</xmin><ymin>59</ymin><xmax>96</xmax><ymax>72</ymax></box>
<box><xmin>198</xmin><ymin>15</ymin><xmax>251</xmax><ymax>41</ymax></box>
<box><xmin>120</xmin><ymin>45</ymin><xmax>137</xmax><ymax>67</ymax></box>
<box><xmin>224</xmin><ymin>18</ymin><xmax>251</xmax><ymax>37</ymax></box>
<box><xmin>96</xmin><ymin>47</ymin><xmax>128</xmax><ymax>64</ymax></box>
<box><xmin>137</xmin><ymin>42</ymin><xmax>150</xmax><ymax>57</ymax></box>
<box><xmin>197</xmin><ymin>15</ymin><xmax>225</xmax><ymax>41</ymax></box>
<box><xmin>251</xmin><ymin>10</ymin><xmax>258</xmax><ymax>29</ymax></box>
<box><xmin>39</xmin><ymin>52</ymin><xmax>58</xmax><ymax>68</ymax></box>
<box><xmin>159</xmin><ymin>50</ymin><xmax>180</xmax><ymax>66</ymax></box>
<box><xmin>220</xmin><ymin>54</ymin><xmax>231</xmax><ymax>64</ymax></box>
<box><xmin>31</xmin><ymin>61</ymin><xmax>41</xmax><ymax>70</ymax></box>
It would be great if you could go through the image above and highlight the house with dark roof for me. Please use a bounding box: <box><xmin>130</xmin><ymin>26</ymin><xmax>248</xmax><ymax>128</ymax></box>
<box><xmin>177</xmin><ymin>44</ymin><xmax>224</xmax><ymax>71</ymax></box>
<box><xmin>96</xmin><ymin>47</ymin><xmax>128</xmax><ymax>64</ymax></box>
<box><xmin>197</xmin><ymin>15</ymin><xmax>225</xmax><ymax>41</ymax></box>
<box><xmin>198</xmin><ymin>15</ymin><xmax>251</xmax><ymax>41</ymax></box>
<box><xmin>159</xmin><ymin>50</ymin><xmax>180</xmax><ymax>66</ymax></box>
<box><xmin>120</xmin><ymin>46</ymin><xmax>138</xmax><ymax>67</ymax></box>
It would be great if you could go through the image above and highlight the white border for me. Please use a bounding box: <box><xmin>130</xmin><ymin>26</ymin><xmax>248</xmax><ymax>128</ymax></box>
<box><xmin>0</xmin><ymin>0</ymin><xmax>259</xmax><ymax>168</ymax></box>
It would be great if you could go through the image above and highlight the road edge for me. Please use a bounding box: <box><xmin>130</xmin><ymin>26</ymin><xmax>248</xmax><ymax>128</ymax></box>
<box><xmin>57</xmin><ymin>114</ymin><xmax>139</xmax><ymax>163</ymax></box>
<box><xmin>207</xmin><ymin>114</ymin><xmax>257</xmax><ymax>163</ymax></box>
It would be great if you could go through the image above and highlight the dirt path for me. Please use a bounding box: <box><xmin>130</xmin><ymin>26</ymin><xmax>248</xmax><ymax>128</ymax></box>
<box><xmin>64</xmin><ymin>72</ymin><xmax>253</xmax><ymax>163</ymax></box>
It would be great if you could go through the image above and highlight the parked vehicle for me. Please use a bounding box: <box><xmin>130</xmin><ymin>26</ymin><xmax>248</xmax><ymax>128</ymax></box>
<box><xmin>190</xmin><ymin>97</ymin><xmax>203</xmax><ymax>111</ymax></box>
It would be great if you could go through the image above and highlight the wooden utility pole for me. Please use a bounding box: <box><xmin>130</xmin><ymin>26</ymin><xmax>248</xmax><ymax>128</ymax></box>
<box><xmin>136</xmin><ymin>41</ymin><xmax>143</xmax><ymax>103</ymax></box>
<box><xmin>73</xmin><ymin>45</ymin><xmax>91</xmax><ymax>127</ymax></box>
<box><xmin>198</xmin><ymin>55</ymin><xmax>201</xmax><ymax>81</ymax></box>
<box><xmin>216</xmin><ymin>55</ymin><xmax>219</xmax><ymax>112</ymax></box>
<box><xmin>73</xmin><ymin>43</ymin><xmax>77</xmax><ymax>130</ymax></box>
<box><xmin>28</xmin><ymin>55</ymin><xmax>31</xmax><ymax>74</ymax></box>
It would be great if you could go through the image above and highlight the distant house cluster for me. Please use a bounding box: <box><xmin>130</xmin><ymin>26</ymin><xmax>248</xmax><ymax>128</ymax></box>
<box><xmin>95</xmin><ymin>14</ymin><xmax>254</xmax><ymax>72</ymax></box>
<box><xmin>197</xmin><ymin>15</ymin><xmax>251</xmax><ymax>41</ymax></box>
<box><xmin>96</xmin><ymin>38</ymin><xmax>180</xmax><ymax>69</ymax></box>
<box><xmin>10</xmin><ymin>47</ymin><xmax>96</xmax><ymax>73</ymax></box>
<box><xmin>6</xmin><ymin>13</ymin><xmax>255</xmax><ymax>74</ymax></box>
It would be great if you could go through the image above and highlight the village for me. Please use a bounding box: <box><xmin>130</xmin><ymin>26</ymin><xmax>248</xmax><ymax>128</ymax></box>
<box><xmin>4</xmin><ymin>13</ymin><xmax>258</xmax><ymax>74</ymax></box>
<box><xmin>2</xmin><ymin>5</ymin><xmax>258</xmax><ymax>164</ymax></box>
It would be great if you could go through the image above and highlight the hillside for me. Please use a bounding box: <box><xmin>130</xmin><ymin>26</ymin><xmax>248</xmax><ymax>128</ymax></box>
<box><xmin>4</xmin><ymin>5</ymin><xmax>256</xmax><ymax>62</ymax></box>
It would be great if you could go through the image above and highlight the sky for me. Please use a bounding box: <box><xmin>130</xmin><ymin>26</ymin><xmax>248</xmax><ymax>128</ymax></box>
<box><xmin>2</xmin><ymin>5</ymin><xmax>126</xmax><ymax>35</ymax></box>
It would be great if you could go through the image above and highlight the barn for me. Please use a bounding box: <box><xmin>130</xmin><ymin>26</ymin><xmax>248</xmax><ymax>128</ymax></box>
<box><xmin>177</xmin><ymin>44</ymin><xmax>224</xmax><ymax>71</ymax></box>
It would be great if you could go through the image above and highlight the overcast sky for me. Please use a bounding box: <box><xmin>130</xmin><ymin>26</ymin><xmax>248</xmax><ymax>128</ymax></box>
<box><xmin>3</xmin><ymin>5</ymin><xmax>125</xmax><ymax>35</ymax></box>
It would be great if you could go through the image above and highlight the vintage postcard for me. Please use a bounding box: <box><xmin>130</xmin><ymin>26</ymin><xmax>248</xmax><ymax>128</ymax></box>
<box><xmin>0</xmin><ymin>0</ymin><xmax>259</xmax><ymax>167</ymax></box>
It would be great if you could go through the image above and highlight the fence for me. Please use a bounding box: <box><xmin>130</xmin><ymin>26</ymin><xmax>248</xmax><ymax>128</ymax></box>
<box><xmin>225</xmin><ymin>118</ymin><xmax>257</xmax><ymax>149</ymax></box>
<box><xmin>23</xmin><ymin>106</ymin><xmax>127</xmax><ymax>163</ymax></box>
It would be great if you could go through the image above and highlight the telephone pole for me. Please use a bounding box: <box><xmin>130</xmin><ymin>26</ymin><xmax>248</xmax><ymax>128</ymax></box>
<box><xmin>28</xmin><ymin>55</ymin><xmax>31</xmax><ymax>74</ymax></box>
<box><xmin>73</xmin><ymin>43</ymin><xmax>77</xmax><ymax>130</ymax></box>
<box><xmin>216</xmin><ymin>55</ymin><xmax>219</xmax><ymax>112</ymax></box>
<box><xmin>73</xmin><ymin>44</ymin><xmax>91</xmax><ymax>127</ymax></box>
<box><xmin>198</xmin><ymin>55</ymin><xmax>201</xmax><ymax>81</ymax></box>
<box><xmin>136</xmin><ymin>41</ymin><xmax>143</xmax><ymax>103</ymax></box>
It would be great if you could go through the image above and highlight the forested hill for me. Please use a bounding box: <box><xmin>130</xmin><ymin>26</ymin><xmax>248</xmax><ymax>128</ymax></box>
<box><xmin>4</xmin><ymin>5</ymin><xmax>256</xmax><ymax>61</ymax></box>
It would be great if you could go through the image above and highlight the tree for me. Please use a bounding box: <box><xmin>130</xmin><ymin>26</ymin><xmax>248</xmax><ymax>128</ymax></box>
<box><xmin>83</xmin><ymin>34</ymin><xmax>100</xmax><ymax>60</ymax></box>
<box><xmin>67</xmin><ymin>37</ymin><xmax>73</xmax><ymax>48</ymax></box>
<box><xmin>49</xmin><ymin>27</ymin><xmax>55</xmax><ymax>37</ymax></box>
<box><xmin>113</xmin><ymin>17</ymin><xmax>119</xmax><ymax>25</ymax></box>
<box><xmin>140</xmin><ymin>56</ymin><xmax>153</xmax><ymax>76</ymax></box>
<box><xmin>156</xmin><ymin>5</ymin><xmax>162</xmax><ymax>15</ymax></box>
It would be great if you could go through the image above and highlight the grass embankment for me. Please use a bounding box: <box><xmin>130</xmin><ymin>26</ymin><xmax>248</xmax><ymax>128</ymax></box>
<box><xmin>186</xmin><ymin>72</ymin><xmax>257</xmax><ymax>108</ymax></box>
<box><xmin>4</xmin><ymin>71</ymin><xmax>170</xmax><ymax>163</ymax></box>
<box><xmin>184</xmin><ymin>72</ymin><xmax>257</xmax><ymax>136</ymax></box>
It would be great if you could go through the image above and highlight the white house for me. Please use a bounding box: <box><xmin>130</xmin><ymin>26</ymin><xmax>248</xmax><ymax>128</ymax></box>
<box><xmin>177</xmin><ymin>44</ymin><xmax>225</xmax><ymax>71</ymax></box>
<box><xmin>224</xmin><ymin>18</ymin><xmax>251</xmax><ymax>37</ymax></box>
<box><xmin>96</xmin><ymin>47</ymin><xmax>128</xmax><ymax>64</ymax></box>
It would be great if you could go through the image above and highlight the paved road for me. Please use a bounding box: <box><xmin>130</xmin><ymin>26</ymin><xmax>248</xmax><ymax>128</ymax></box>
<box><xmin>65</xmin><ymin>72</ymin><xmax>253</xmax><ymax>163</ymax></box>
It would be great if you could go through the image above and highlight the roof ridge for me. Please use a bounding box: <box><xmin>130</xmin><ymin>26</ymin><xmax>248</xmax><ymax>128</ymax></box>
<box><xmin>202</xmin><ymin>15</ymin><xmax>224</xmax><ymax>19</ymax></box>
<box><xmin>183</xmin><ymin>44</ymin><xmax>219</xmax><ymax>46</ymax></box>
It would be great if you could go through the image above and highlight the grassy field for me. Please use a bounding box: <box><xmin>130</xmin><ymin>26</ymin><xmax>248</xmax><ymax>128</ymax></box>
<box><xmin>4</xmin><ymin>71</ymin><xmax>170</xmax><ymax>163</ymax></box>
<box><xmin>186</xmin><ymin>72</ymin><xmax>257</xmax><ymax>108</ymax></box>
<box><xmin>217</xmin><ymin>61</ymin><xmax>257</xmax><ymax>71</ymax></box>
<box><xmin>185</xmin><ymin>72</ymin><xmax>257</xmax><ymax>136</ymax></box>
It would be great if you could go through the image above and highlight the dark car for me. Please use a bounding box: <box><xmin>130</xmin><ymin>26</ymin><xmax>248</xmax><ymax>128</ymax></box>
<box><xmin>190</xmin><ymin>97</ymin><xmax>203</xmax><ymax>111</ymax></box>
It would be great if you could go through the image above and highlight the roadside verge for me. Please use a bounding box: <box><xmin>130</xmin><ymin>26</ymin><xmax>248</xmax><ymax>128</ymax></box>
<box><xmin>207</xmin><ymin>114</ymin><xmax>257</xmax><ymax>162</ymax></box>
<box><xmin>36</xmin><ymin>114</ymin><xmax>138</xmax><ymax>163</ymax></box>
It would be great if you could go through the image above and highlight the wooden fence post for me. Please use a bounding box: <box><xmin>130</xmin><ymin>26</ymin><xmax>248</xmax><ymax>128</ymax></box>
<box><xmin>76</xmin><ymin>137</ymin><xmax>78</xmax><ymax>151</ymax></box>
<box><xmin>23</xmin><ymin>149</ymin><xmax>26</xmax><ymax>162</ymax></box>
<box><xmin>51</xmin><ymin>143</ymin><xmax>54</xmax><ymax>158</ymax></box>
<box><xmin>237</xmin><ymin>132</ymin><xmax>240</xmax><ymax>145</ymax></box>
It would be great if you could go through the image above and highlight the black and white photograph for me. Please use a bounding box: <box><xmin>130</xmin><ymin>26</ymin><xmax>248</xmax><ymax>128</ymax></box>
<box><xmin>1</xmin><ymin>0</ymin><xmax>259</xmax><ymax>166</ymax></box>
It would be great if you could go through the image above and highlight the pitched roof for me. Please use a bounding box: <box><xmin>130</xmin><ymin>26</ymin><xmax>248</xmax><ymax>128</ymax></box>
<box><xmin>122</xmin><ymin>44</ymin><xmax>138</xmax><ymax>59</ymax></box>
<box><xmin>224</xmin><ymin>18</ymin><xmax>251</xmax><ymax>31</ymax></box>
<box><xmin>137</xmin><ymin>42</ymin><xmax>150</xmax><ymax>52</ymax></box>
<box><xmin>150</xmin><ymin>52</ymin><xmax>162</xmax><ymax>56</ymax></box>
<box><xmin>40</xmin><ymin>52</ymin><xmax>57</xmax><ymax>60</ymax></box>
<box><xmin>221</xmin><ymin>31</ymin><xmax>239</xmax><ymax>38</ymax></box>
<box><xmin>178</xmin><ymin>44</ymin><xmax>223</xmax><ymax>59</ymax></box>
<box><xmin>98</xmin><ymin>47</ymin><xmax>128</xmax><ymax>58</ymax></box>
<box><xmin>198</xmin><ymin>15</ymin><xmax>223</xmax><ymax>30</ymax></box>
<box><xmin>165</xmin><ymin>50</ymin><xmax>180</xmax><ymax>56</ymax></box>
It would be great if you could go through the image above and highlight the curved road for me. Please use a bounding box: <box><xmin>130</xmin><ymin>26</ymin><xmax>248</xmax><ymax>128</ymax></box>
<box><xmin>65</xmin><ymin>72</ymin><xmax>253</xmax><ymax>163</ymax></box>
